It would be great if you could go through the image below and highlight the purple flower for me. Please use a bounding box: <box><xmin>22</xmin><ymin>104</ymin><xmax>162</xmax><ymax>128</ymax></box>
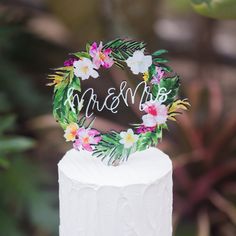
<box><xmin>64</xmin><ymin>58</ymin><xmax>77</xmax><ymax>67</ymax></box>
<box><xmin>136</xmin><ymin>125</ymin><xmax>156</xmax><ymax>134</ymax></box>
<box><xmin>151</xmin><ymin>67</ymin><xmax>165</xmax><ymax>84</ymax></box>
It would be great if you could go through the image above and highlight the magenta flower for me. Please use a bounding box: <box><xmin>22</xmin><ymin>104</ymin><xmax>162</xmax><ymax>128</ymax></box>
<box><xmin>64</xmin><ymin>58</ymin><xmax>77</xmax><ymax>67</ymax></box>
<box><xmin>73</xmin><ymin>127</ymin><xmax>102</xmax><ymax>152</ymax></box>
<box><xmin>151</xmin><ymin>67</ymin><xmax>165</xmax><ymax>84</ymax></box>
<box><xmin>141</xmin><ymin>100</ymin><xmax>168</xmax><ymax>127</ymax></box>
<box><xmin>136</xmin><ymin>125</ymin><xmax>156</xmax><ymax>134</ymax></box>
<box><xmin>89</xmin><ymin>42</ymin><xmax>114</xmax><ymax>69</ymax></box>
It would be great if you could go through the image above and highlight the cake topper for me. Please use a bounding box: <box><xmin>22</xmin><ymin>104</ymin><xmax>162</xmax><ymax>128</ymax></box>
<box><xmin>47</xmin><ymin>38</ymin><xmax>190</xmax><ymax>165</ymax></box>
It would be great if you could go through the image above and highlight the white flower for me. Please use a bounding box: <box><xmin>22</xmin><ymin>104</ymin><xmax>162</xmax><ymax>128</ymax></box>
<box><xmin>119</xmin><ymin>128</ymin><xmax>138</xmax><ymax>148</ymax></box>
<box><xmin>73</xmin><ymin>58</ymin><xmax>99</xmax><ymax>80</ymax></box>
<box><xmin>142</xmin><ymin>114</ymin><xmax>157</xmax><ymax>127</ymax></box>
<box><xmin>126</xmin><ymin>50</ymin><xmax>152</xmax><ymax>75</ymax></box>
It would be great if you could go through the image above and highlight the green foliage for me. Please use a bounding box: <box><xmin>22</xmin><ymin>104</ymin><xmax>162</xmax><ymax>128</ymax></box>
<box><xmin>0</xmin><ymin>114</ymin><xmax>16</xmax><ymax>134</ymax></box>
<box><xmin>0</xmin><ymin>157</ymin><xmax>58</xmax><ymax>235</ymax></box>
<box><xmin>0</xmin><ymin>136</ymin><xmax>35</xmax><ymax>154</ymax></box>
<box><xmin>152</xmin><ymin>49</ymin><xmax>169</xmax><ymax>57</ymax></box>
<box><xmin>147</xmin><ymin>64</ymin><xmax>156</xmax><ymax>81</ymax></box>
<box><xmin>191</xmin><ymin>0</ymin><xmax>236</xmax><ymax>19</ymax></box>
<box><xmin>152</xmin><ymin>49</ymin><xmax>173</xmax><ymax>72</ymax></box>
<box><xmin>165</xmin><ymin>0</ymin><xmax>192</xmax><ymax>14</ymax></box>
<box><xmin>93</xmin><ymin>125</ymin><xmax>167</xmax><ymax>165</ymax></box>
<box><xmin>0</xmin><ymin>22</ymin><xmax>52</xmax><ymax>118</ymax></box>
<box><xmin>72</xmin><ymin>51</ymin><xmax>90</xmax><ymax>59</ymax></box>
<box><xmin>192</xmin><ymin>0</ymin><xmax>210</xmax><ymax>3</ymax></box>
<box><xmin>50</xmin><ymin>66</ymin><xmax>80</xmax><ymax>129</ymax></box>
<box><xmin>0</xmin><ymin>93</ymin><xmax>58</xmax><ymax>235</ymax></box>
<box><xmin>152</xmin><ymin>75</ymin><xmax>180</xmax><ymax>105</ymax></box>
<box><xmin>0</xmin><ymin>97</ymin><xmax>35</xmax><ymax>168</ymax></box>
<box><xmin>103</xmin><ymin>39</ymin><xmax>146</xmax><ymax>68</ymax></box>
<box><xmin>153</xmin><ymin>52</ymin><xmax>169</xmax><ymax>64</ymax></box>
<box><xmin>136</xmin><ymin>125</ymin><xmax>166</xmax><ymax>151</ymax></box>
<box><xmin>93</xmin><ymin>131</ymin><xmax>127</xmax><ymax>165</ymax></box>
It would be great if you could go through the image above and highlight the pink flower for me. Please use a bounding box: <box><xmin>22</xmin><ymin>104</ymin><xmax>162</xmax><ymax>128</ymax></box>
<box><xmin>136</xmin><ymin>125</ymin><xmax>156</xmax><ymax>134</ymax></box>
<box><xmin>142</xmin><ymin>101</ymin><xmax>168</xmax><ymax>127</ymax></box>
<box><xmin>151</xmin><ymin>67</ymin><xmax>164</xmax><ymax>84</ymax></box>
<box><xmin>73</xmin><ymin>127</ymin><xmax>102</xmax><ymax>152</ymax></box>
<box><xmin>89</xmin><ymin>42</ymin><xmax>114</xmax><ymax>69</ymax></box>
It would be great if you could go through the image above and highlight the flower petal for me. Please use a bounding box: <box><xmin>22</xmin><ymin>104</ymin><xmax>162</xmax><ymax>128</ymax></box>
<box><xmin>142</xmin><ymin>114</ymin><xmax>157</xmax><ymax>127</ymax></box>
<box><xmin>91</xmin><ymin>69</ymin><xmax>99</xmax><ymax>78</ymax></box>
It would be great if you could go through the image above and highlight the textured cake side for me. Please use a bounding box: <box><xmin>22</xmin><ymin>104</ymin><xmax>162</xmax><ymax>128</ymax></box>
<box><xmin>58</xmin><ymin>166</ymin><xmax>172</xmax><ymax>236</ymax></box>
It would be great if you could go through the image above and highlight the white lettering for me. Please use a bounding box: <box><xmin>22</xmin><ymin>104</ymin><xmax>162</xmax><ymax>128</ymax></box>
<box><xmin>64</xmin><ymin>81</ymin><xmax>172</xmax><ymax>118</ymax></box>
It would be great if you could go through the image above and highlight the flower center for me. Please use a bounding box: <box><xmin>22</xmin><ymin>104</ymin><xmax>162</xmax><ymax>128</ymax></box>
<box><xmin>82</xmin><ymin>136</ymin><xmax>90</xmax><ymax>144</ymax></box>
<box><xmin>125</xmin><ymin>134</ymin><xmax>134</xmax><ymax>143</ymax></box>
<box><xmin>81</xmin><ymin>66</ymin><xmax>89</xmax><ymax>74</ymax></box>
<box><xmin>71</xmin><ymin>130</ymin><xmax>77</xmax><ymax>137</ymax></box>
<box><xmin>99</xmin><ymin>52</ymin><xmax>106</xmax><ymax>61</ymax></box>
<box><xmin>143</xmin><ymin>71</ymin><xmax>149</xmax><ymax>82</ymax></box>
<box><xmin>148</xmin><ymin>106</ymin><xmax>158</xmax><ymax>116</ymax></box>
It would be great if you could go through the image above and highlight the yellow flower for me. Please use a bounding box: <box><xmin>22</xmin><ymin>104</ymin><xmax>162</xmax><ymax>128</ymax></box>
<box><xmin>64</xmin><ymin>123</ymin><xmax>79</xmax><ymax>141</ymax></box>
<box><xmin>143</xmin><ymin>71</ymin><xmax>149</xmax><ymax>82</ymax></box>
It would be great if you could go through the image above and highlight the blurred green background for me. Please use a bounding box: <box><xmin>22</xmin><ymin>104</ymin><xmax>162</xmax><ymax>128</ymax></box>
<box><xmin>0</xmin><ymin>0</ymin><xmax>236</xmax><ymax>235</ymax></box>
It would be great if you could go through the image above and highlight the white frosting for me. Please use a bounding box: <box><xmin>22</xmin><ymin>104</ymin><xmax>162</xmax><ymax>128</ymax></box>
<box><xmin>58</xmin><ymin>147</ymin><xmax>173</xmax><ymax>236</ymax></box>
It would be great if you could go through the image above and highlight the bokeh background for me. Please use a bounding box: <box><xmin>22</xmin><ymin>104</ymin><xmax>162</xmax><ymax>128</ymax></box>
<box><xmin>0</xmin><ymin>0</ymin><xmax>236</xmax><ymax>235</ymax></box>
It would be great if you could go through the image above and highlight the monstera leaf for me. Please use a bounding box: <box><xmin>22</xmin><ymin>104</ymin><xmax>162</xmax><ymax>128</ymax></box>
<box><xmin>191</xmin><ymin>0</ymin><xmax>236</xmax><ymax>19</ymax></box>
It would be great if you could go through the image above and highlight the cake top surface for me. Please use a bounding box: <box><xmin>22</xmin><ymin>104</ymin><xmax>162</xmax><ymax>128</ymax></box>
<box><xmin>58</xmin><ymin>147</ymin><xmax>172</xmax><ymax>186</ymax></box>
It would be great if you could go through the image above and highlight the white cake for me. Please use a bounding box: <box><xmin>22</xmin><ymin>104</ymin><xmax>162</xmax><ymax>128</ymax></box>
<box><xmin>58</xmin><ymin>147</ymin><xmax>173</xmax><ymax>236</ymax></box>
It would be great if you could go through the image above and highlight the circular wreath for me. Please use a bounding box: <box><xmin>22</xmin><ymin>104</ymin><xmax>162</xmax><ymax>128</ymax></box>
<box><xmin>48</xmin><ymin>38</ymin><xmax>189</xmax><ymax>166</ymax></box>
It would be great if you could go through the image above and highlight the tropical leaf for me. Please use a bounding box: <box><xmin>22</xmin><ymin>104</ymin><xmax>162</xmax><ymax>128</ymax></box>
<box><xmin>158</xmin><ymin>63</ymin><xmax>173</xmax><ymax>73</ymax></box>
<box><xmin>148</xmin><ymin>64</ymin><xmax>156</xmax><ymax>82</ymax></box>
<box><xmin>152</xmin><ymin>75</ymin><xmax>180</xmax><ymax>105</ymax></box>
<box><xmin>152</xmin><ymin>49</ymin><xmax>168</xmax><ymax>57</ymax></box>
<box><xmin>0</xmin><ymin>136</ymin><xmax>35</xmax><ymax>153</ymax></box>
<box><xmin>49</xmin><ymin>66</ymin><xmax>81</xmax><ymax>129</ymax></box>
<box><xmin>70</xmin><ymin>76</ymin><xmax>81</xmax><ymax>92</ymax></box>
<box><xmin>71</xmin><ymin>51</ymin><xmax>90</xmax><ymax>59</ymax></box>
<box><xmin>103</xmin><ymin>38</ymin><xmax>146</xmax><ymax>68</ymax></box>
<box><xmin>136</xmin><ymin>132</ymin><xmax>154</xmax><ymax>151</ymax></box>
<box><xmin>168</xmin><ymin>99</ymin><xmax>190</xmax><ymax>121</ymax></box>
<box><xmin>86</xmin><ymin>43</ymin><xmax>91</xmax><ymax>53</ymax></box>
<box><xmin>93</xmin><ymin>131</ymin><xmax>130</xmax><ymax>165</ymax></box>
<box><xmin>153</xmin><ymin>58</ymin><xmax>169</xmax><ymax>63</ymax></box>
<box><xmin>136</xmin><ymin>126</ymin><xmax>163</xmax><ymax>151</ymax></box>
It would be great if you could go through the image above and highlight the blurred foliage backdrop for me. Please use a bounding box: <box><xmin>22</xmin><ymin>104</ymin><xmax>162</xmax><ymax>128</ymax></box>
<box><xmin>0</xmin><ymin>0</ymin><xmax>236</xmax><ymax>235</ymax></box>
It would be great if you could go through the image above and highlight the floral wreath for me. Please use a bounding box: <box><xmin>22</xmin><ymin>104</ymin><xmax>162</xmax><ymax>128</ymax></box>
<box><xmin>48</xmin><ymin>38</ymin><xmax>189</xmax><ymax>166</ymax></box>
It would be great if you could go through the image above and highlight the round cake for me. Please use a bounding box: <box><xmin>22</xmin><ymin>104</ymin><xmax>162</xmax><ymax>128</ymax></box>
<box><xmin>58</xmin><ymin>147</ymin><xmax>173</xmax><ymax>236</ymax></box>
